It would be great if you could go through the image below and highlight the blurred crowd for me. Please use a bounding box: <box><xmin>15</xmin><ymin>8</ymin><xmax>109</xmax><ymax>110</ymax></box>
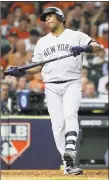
<box><xmin>1</xmin><ymin>1</ymin><xmax>108</xmax><ymax>114</ymax></box>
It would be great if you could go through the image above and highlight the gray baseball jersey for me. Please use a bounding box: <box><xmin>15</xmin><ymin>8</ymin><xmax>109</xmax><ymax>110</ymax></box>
<box><xmin>32</xmin><ymin>29</ymin><xmax>92</xmax><ymax>82</ymax></box>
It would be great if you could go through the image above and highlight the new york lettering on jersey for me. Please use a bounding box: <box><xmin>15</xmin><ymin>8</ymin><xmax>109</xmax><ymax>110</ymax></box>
<box><xmin>44</xmin><ymin>44</ymin><xmax>72</xmax><ymax>57</ymax></box>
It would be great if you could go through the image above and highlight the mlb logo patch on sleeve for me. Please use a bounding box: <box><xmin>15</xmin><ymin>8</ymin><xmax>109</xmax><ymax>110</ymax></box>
<box><xmin>1</xmin><ymin>123</ymin><xmax>30</xmax><ymax>165</ymax></box>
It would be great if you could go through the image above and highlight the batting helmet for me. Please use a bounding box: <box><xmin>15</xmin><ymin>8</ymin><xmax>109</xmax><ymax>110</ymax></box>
<box><xmin>40</xmin><ymin>7</ymin><xmax>65</xmax><ymax>23</ymax></box>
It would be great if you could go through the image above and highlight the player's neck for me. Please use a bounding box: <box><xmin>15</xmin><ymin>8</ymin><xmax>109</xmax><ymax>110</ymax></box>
<box><xmin>51</xmin><ymin>25</ymin><xmax>65</xmax><ymax>37</ymax></box>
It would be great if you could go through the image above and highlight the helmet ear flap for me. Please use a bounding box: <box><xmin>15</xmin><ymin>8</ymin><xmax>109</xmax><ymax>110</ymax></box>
<box><xmin>56</xmin><ymin>14</ymin><xmax>63</xmax><ymax>22</ymax></box>
<box><xmin>56</xmin><ymin>14</ymin><xmax>65</xmax><ymax>24</ymax></box>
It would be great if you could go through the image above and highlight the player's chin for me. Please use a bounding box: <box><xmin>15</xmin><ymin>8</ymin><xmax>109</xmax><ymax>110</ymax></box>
<box><xmin>48</xmin><ymin>25</ymin><xmax>55</xmax><ymax>30</ymax></box>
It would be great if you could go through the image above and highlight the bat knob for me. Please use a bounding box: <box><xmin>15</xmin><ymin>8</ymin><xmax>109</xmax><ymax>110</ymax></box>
<box><xmin>4</xmin><ymin>71</ymin><xmax>9</xmax><ymax>76</ymax></box>
<box><xmin>4</xmin><ymin>69</ymin><xmax>12</xmax><ymax>76</ymax></box>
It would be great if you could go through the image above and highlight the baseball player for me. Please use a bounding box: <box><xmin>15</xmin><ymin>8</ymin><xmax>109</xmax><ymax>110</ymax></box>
<box><xmin>7</xmin><ymin>7</ymin><xmax>101</xmax><ymax>175</ymax></box>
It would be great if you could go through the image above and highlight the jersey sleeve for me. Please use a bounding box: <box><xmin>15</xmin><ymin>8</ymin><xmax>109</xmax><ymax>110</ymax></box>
<box><xmin>31</xmin><ymin>39</ymin><xmax>43</xmax><ymax>63</ymax></box>
<box><xmin>78</xmin><ymin>31</ymin><xmax>92</xmax><ymax>46</ymax></box>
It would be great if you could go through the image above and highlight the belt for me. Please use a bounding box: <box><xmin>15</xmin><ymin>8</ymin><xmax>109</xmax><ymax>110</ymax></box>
<box><xmin>46</xmin><ymin>79</ymin><xmax>73</xmax><ymax>84</ymax></box>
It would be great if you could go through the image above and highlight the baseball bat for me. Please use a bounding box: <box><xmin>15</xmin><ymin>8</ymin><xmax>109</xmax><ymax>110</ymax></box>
<box><xmin>4</xmin><ymin>53</ymin><xmax>74</xmax><ymax>76</ymax></box>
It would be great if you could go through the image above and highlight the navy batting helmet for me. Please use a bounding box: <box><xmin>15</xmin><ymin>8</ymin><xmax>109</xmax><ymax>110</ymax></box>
<box><xmin>40</xmin><ymin>7</ymin><xmax>65</xmax><ymax>23</ymax></box>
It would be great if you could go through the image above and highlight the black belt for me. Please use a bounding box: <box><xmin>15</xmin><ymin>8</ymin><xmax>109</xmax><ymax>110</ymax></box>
<box><xmin>46</xmin><ymin>79</ymin><xmax>73</xmax><ymax>84</ymax></box>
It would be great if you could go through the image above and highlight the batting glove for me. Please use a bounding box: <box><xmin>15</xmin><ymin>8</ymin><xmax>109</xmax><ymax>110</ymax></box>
<box><xmin>71</xmin><ymin>45</ymin><xmax>93</xmax><ymax>57</ymax></box>
<box><xmin>7</xmin><ymin>67</ymin><xmax>26</xmax><ymax>77</ymax></box>
<box><xmin>71</xmin><ymin>46</ymin><xmax>85</xmax><ymax>57</ymax></box>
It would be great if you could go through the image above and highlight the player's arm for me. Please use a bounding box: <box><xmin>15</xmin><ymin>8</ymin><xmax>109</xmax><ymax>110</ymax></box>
<box><xmin>84</xmin><ymin>40</ymin><xmax>102</xmax><ymax>53</ymax></box>
<box><xmin>71</xmin><ymin>32</ymin><xmax>102</xmax><ymax>57</ymax></box>
<box><xmin>26</xmin><ymin>65</ymin><xmax>43</xmax><ymax>75</ymax></box>
<box><xmin>5</xmin><ymin>64</ymin><xmax>43</xmax><ymax>77</ymax></box>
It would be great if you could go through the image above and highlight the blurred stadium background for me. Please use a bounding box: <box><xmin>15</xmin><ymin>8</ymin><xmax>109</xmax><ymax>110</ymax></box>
<box><xmin>1</xmin><ymin>1</ymin><xmax>108</xmax><ymax>171</ymax></box>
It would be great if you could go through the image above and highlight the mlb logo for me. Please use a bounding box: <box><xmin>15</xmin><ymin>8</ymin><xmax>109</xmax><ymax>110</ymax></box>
<box><xmin>1</xmin><ymin>122</ymin><xmax>30</xmax><ymax>164</ymax></box>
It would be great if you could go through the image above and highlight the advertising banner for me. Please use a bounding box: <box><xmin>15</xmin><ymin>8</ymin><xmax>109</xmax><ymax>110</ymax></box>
<box><xmin>1</xmin><ymin>115</ymin><xmax>108</xmax><ymax>169</ymax></box>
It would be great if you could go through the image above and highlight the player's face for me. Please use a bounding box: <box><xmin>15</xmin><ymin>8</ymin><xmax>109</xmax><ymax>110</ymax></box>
<box><xmin>45</xmin><ymin>14</ymin><xmax>60</xmax><ymax>31</ymax></box>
